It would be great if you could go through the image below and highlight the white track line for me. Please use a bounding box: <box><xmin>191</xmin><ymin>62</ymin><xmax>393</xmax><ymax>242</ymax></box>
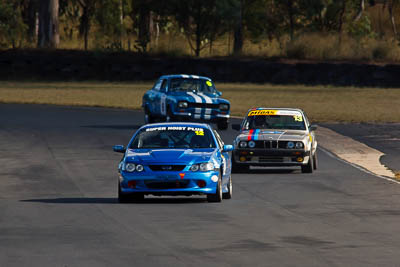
<box><xmin>319</xmin><ymin>147</ymin><xmax>400</xmax><ymax>185</ymax></box>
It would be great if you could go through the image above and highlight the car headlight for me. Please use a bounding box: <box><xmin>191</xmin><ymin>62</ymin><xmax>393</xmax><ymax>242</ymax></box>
<box><xmin>295</xmin><ymin>142</ymin><xmax>304</xmax><ymax>149</ymax></box>
<box><xmin>239</xmin><ymin>141</ymin><xmax>247</xmax><ymax>148</ymax></box>
<box><xmin>190</xmin><ymin>164</ymin><xmax>199</xmax><ymax>172</ymax></box>
<box><xmin>219</xmin><ymin>103</ymin><xmax>229</xmax><ymax>110</ymax></box>
<box><xmin>287</xmin><ymin>141</ymin><xmax>295</xmax><ymax>149</ymax></box>
<box><xmin>200</xmin><ymin>162</ymin><xmax>214</xmax><ymax>171</ymax></box>
<box><xmin>178</xmin><ymin>101</ymin><xmax>188</xmax><ymax>108</ymax></box>
<box><xmin>135</xmin><ymin>164</ymin><xmax>144</xmax><ymax>172</ymax></box>
<box><xmin>125</xmin><ymin>163</ymin><xmax>135</xmax><ymax>172</ymax></box>
<box><xmin>248</xmin><ymin>141</ymin><xmax>256</xmax><ymax>148</ymax></box>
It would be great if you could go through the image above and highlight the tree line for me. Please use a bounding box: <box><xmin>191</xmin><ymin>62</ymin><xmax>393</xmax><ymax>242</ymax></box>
<box><xmin>0</xmin><ymin>0</ymin><xmax>399</xmax><ymax>56</ymax></box>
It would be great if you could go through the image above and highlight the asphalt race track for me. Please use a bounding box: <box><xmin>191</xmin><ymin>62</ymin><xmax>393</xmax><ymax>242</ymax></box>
<box><xmin>1</xmin><ymin>104</ymin><xmax>400</xmax><ymax>267</ymax></box>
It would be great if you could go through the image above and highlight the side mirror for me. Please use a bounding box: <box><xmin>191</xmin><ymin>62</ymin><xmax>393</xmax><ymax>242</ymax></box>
<box><xmin>113</xmin><ymin>145</ymin><xmax>126</xmax><ymax>153</ymax></box>
<box><xmin>222</xmin><ymin>145</ymin><xmax>234</xmax><ymax>152</ymax></box>
<box><xmin>232</xmin><ymin>124</ymin><xmax>241</xmax><ymax>131</ymax></box>
<box><xmin>309</xmin><ymin>125</ymin><xmax>317</xmax><ymax>131</ymax></box>
<box><xmin>216</xmin><ymin>91</ymin><xmax>222</xmax><ymax>96</ymax></box>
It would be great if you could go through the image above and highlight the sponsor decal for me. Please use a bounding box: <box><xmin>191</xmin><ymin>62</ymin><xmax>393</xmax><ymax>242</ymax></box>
<box><xmin>247</xmin><ymin>129</ymin><xmax>260</xmax><ymax>141</ymax></box>
<box><xmin>248</xmin><ymin>110</ymin><xmax>277</xmax><ymax>116</ymax></box>
<box><xmin>145</xmin><ymin>126</ymin><xmax>205</xmax><ymax>132</ymax></box>
<box><xmin>261</xmin><ymin>130</ymin><xmax>284</xmax><ymax>134</ymax></box>
<box><xmin>247</xmin><ymin>129</ymin><xmax>254</xmax><ymax>141</ymax></box>
<box><xmin>206</xmin><ymin>81</ymin><xmax>213</xmax><ymax>87</ymax></box>
<box><xmin>248</xmin><ymin>109</ymin><xmax>302</xmax><ymax>117</ymax></box>
<box><xmin>160</xmin><ymin>94</ymin><xmax>167</xmax><ymax>116</ymax></box>
<box><xmin>221</xmin><ymin>155</ymin><xmax>226</xmax><ymax>175</ymax></box>
<box><xmin>253</xmin><ymin>129</ymin><xmax>260</xmax><ymax>140</ymax></box>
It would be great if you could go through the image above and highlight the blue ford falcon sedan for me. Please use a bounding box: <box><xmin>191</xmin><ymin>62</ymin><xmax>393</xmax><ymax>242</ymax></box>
<box><xmin>113</xmin><ymin>122</ymin><xmax>233</xmax><ymax>203</ymax></box>
<box><xmin>142</xmin><ymin>74</ymin><xmax>230</xmax><ymax>130</ymax></box>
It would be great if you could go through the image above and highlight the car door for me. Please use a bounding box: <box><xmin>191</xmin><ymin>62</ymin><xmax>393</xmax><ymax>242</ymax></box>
<box><xmin>157</xmin><ymin>79</ymin><xmax>168</xmax><ymax>117</ymax></box>
<box><xmin>214</xmin><ymin>130</ymin><xmax>231</xmax><ymax>184</ymax></box>
<box><xmin>147</xmin><ymin>79</ymin><xmax>162</xmax><ymax>115</ymax></box>
<box><xmin>303</xmin><ymin>113</ymin><xmax>317</xmax><ymax>151</ymax></box>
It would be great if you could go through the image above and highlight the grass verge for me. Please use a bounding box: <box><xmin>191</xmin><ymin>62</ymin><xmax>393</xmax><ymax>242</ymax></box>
<box><xmin>0</xmin><ymin>81</ymin><xmax>399</xmax><ymax>122</ymax></box>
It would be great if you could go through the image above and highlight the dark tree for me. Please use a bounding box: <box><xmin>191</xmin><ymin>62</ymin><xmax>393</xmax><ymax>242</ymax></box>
<box><xmin>38</xmin><ymin>0</ymin><xmax>59</xmax><ymax>48</ymax></box>
<box><xmin>77</xmin><ymin>0</ymin><xmax>96</xmax><ymax>50</ymax></box>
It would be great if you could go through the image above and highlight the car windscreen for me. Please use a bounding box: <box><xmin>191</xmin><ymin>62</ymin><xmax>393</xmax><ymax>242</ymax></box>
<box><xmin>169</xmin><ymin>78</ymin><xmax>216</xmax><ymax>94</ymax></box>
<box><xmin>129</xmin><ymin>126</ymin><xmax>216</xmax><ymax>149</ymax></box>
<box><xmin>243</xmin><ymin>113</ymin><xmax>306</xmax><ymax>130</ymax></box>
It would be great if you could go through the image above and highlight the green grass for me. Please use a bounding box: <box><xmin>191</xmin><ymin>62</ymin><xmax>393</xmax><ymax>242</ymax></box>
<box><xmin>0</xmin><ymin>81</ymin><xmax>399</xmax><ymax>122</ymax></box>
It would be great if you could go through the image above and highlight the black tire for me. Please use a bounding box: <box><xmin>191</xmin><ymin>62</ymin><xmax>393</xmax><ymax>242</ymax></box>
<box><xmin>313</xmin><ymin>149</ymin><xmax>318</xmax><ymax>170</ymax></box>
<box><xmin>207</xmin><ymin>174</ymin><xmax>222</xmax><ymax>203</ymax></box>
<box><xmin>130</xmin><ymin>193</ymin><xmax>145</xmax><ymax>202</ymax></box>
<box><xmin>165</xmin><ymin>108</ymin><xmax>174</xmax><ymax>122</ymax></box>
<box><xmin>222</xmin><ymin>175</ymin><xmax>232</xmax><ymax>199</ymax></box>
<box><xmin>231</xmin><ymin>154</ymin><xmax>250</xmax><ymax>173</ymax></box>
<box><xmin>217</xmin><ymin>119</ymin><xmax>228</xmax><ymax>130</ymax></box>
<box><xmin>301</xmin><ymin>153</ymin><xmax>314</xmax><ymax>173</ymax></box>
<box><xmin>118</xmin><ymin>183</ymin><xmax>144</xmax><ymax>203</ymax></box>
<box><xmin>144</xmin><ymin>107</ymin><xmax>155</xmax><ymax>124</ymax></box>
<box><xmin>118</xmin><ymin>183</ymin><xmax>131</xmax><ymax>203</ymax></box>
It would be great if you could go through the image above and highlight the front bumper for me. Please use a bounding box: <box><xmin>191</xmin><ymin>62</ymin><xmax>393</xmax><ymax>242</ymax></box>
<box><xmin>173</xmin><ymin>110</ymin><xmax>229</xmax><ymax>122</ymax></box>
<box><xmin>119</xmin><ymin>170</ymin><xmax>219</xmax><ymax>196</ymax></box>
<box><xmin>233</xmin><ymin>149</ymin><xmax>311</xmax><ymax>166</ymax></box>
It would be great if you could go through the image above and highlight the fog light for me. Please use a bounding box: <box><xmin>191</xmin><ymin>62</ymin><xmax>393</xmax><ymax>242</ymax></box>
<box><xmin>239</xmin><ymin>156</ymin><xmax>247</xmax><ymax>162</ymax></box>
<box><xmin>211</xmin><ymin>175</ymin><xmax>219</xmax><ymax>182</ymax></box>
<box><xmin>297</xmin><ymin>157</ymin><xmax>303</xmax><ymax>162</ymax></box>
<box><xmin>197</xmin><ymin>180</ymin><xmax>206</xmax><ymax>188</ymax></box>
<box><xmin>128</xmin><ymin>180</ymin><xmax>136</xmax><ymax>188</ymax></box>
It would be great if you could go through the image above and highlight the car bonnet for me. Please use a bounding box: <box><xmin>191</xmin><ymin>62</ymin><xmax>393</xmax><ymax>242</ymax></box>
<box><xmin>125</xmin><ymin>148</ymin><xmax>218</xmax><ymax>165</ymax></box>
<box><xmin>238</xmin><ymin>129</ymin><xmax>308</xmax><ymax>142</ymax></box>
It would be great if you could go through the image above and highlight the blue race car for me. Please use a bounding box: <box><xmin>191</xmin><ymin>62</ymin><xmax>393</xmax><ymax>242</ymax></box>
<box><xmin>113</xmin><ymin>122</ymin><xmax>233</xmax><ymax>202</ymax></box>
<box><xmin>142</xmin><ymin>74</ymin><xmax>230</xmax><ymax>130</ymax></box>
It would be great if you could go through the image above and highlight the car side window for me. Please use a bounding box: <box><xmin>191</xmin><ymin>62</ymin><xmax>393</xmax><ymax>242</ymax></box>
<box><xmin>213</xmin><ymin>130</ymin><xmax>224</xmax><ymax>149</ymax></box>
<box><xmin>160</xmin><ymin>79</ymin><xmax>168</xmax><ymax>92</ymax></box>
<box><xmin>153</xmin><ymin>79</ymin><xmax>162</xmax><ymax>91</ymax></box>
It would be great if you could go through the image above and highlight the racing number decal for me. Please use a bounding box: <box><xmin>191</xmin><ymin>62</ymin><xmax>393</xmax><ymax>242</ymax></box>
<box><xmin>160</xmin><ymin>94</ymin><xmax>167</xmax><ymax>116</ymax></box>
<box><xmin>195</xmin><ymin>130</ymin><xmax>204</xmax><ymax>136</ymax></box>
<box><xmin>248</xmin><ymin>110</ymin><xmax>277</xmax><ymax>116</ymax></box>
<box><xmin>294</xmin><ymin>115</ymin><xmax>303</xmax><ymax>122</ymax></box>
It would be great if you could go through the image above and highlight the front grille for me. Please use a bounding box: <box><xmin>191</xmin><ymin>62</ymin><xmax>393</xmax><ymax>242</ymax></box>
<box><xmin>188</xmin><ymin>103</ymin><xmax>220</xmax><ymax>109</ymax></box>
<box><xmin>148</xmin><ymin>165</ymin><xmax>186</xmax><ymax>171</ymax></box>
<box><xmin>251</xmin><ymin>141</ymin><xmax>288</xmax><ymax>149</ymax></box>
<box><xmin>278</xmin><ymin>141</ymin><xmax>289</xmax><ymax>149</ymax></box>
<box><xmin>145</xmin><ymin>180</ymin><xmax>189</xmax><ymax>189</ymax></box>
<box><xmin>253</xmin><ymin>141</ymin><xmax>265</xmax><ymax>148</ymax></box>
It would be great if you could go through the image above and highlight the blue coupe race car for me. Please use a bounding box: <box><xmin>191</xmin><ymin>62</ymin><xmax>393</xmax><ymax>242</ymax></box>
<box><xmin>113</xmin><ymin>122</ymin><xmax>233</xmax><ymax>203</ymax></box>
<box><xmin>142</xmin><ymin>74</ymin><xmax>230</xmax><ymax>130</ymax></box>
